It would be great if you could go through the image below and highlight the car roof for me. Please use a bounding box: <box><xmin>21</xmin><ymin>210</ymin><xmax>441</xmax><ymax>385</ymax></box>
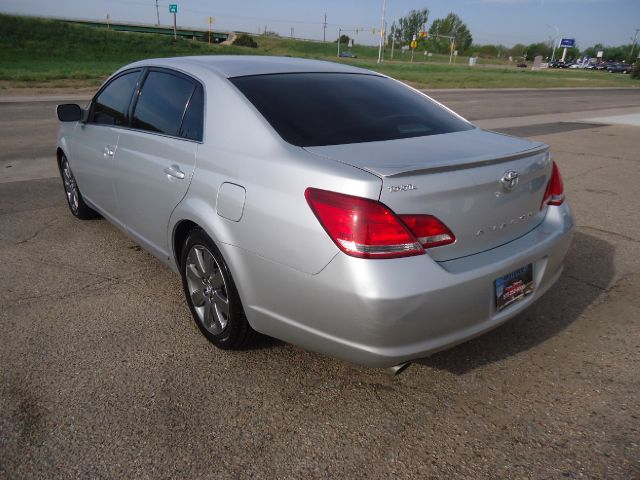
<box><xmin>124</xmin><ymin>55</ymin><xmax>378</xmax><ymax>79</ymax></box>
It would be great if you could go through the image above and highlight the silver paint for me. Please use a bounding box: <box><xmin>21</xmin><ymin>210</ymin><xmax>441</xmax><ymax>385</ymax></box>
<box><xmin>57</xmin><ymin>56</ymin><xmax>574</xmax><ymax>367</ymax></box>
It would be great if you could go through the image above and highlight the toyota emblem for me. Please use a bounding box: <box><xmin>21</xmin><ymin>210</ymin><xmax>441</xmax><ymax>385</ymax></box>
<box><xmin>500</xmin><ymin>170</ymin><xmax>519</xmax><ymax>191</ymax></box>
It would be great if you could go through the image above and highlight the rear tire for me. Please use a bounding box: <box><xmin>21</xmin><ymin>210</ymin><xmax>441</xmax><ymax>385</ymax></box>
<box><xmin>59</xmin><ymin>153</ymin><xmax>98</xmax><ymax>219</ymax></box>
<box><xmin>180</xmin><ymin>228</ymin><xmax>255</xmax><ymax>349</ymax></box>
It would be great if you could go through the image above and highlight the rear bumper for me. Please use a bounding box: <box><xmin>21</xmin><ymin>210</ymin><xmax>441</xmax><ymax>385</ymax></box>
<box><xmin>227</xmin><ymin>203</ymin><xmax>574</xmax><ymax>368</ymax></box>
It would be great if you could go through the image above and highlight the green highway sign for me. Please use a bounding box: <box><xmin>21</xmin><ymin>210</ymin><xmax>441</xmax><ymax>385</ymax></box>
<box><xmin>169</xmin><ymin>4</ymin><xmax>178</xmax><ymax>13</ymax></box>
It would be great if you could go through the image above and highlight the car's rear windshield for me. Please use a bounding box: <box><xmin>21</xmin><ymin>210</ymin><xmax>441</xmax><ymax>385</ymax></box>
<box><xmin>230</xmin><ymin>73</ymin><xmax>473</xmax><ymax>147</ymax></box>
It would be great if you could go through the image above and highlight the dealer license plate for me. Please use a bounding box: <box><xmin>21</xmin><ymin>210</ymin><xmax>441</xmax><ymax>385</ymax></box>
<box><xmin>495</xmin><ymin>264</ymin><xmax>534</xmax><ymax>312</ymax></box>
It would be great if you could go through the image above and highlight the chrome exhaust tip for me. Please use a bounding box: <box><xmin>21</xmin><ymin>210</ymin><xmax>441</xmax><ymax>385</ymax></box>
<box><xmin>387</xmin><ymin>361</ymin><xmax>411</xmax><ymax>376</ymax></box>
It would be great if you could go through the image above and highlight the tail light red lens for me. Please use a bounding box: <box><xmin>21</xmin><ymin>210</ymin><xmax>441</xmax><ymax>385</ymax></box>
<box><xmin>541</xmin><ymin>161</ymin><xmax>565</xmax><ymax>208</ymax></box>
<box><xmin>305</xmin><ymin>188</ymin><xmax>424</xmax><ymax>259</ymax></box>
<box><xmin>398</xmin><ymin>215</ymin><xmax>456</xmax><ymax>248</ymax></box>
<box><xmin>305</xmin><ymin>188</ymin><xmax>456</xmax><ymax>259</ymax></box>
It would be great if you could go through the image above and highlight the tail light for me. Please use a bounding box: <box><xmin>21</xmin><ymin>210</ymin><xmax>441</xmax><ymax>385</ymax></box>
<box><xmin>541</xmin><ymin>161</ymin><xmax>565</xmax><ymax>208</ymax></box>
<box><xmin>305</xmin><ymin>188</ymin><xmax>455</xmax><ymax>259</ymax></box>
<box><xmin>398</xmin><ymin>215</ymin><xmax>456</xmax><ymax>248</ymax></box>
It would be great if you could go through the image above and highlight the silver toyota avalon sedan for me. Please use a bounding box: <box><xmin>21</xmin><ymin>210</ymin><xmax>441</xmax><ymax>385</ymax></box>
<box><xmin>56</xmin><ymin>56</ymin><xmax>574</xmax><ymax>368</ymax></box>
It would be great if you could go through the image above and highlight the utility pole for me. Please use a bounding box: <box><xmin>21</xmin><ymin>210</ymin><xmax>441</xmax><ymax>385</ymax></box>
<box><xmin>323</xmin><ymin>13</ymin><xmax>327</xmax><ymax>42</ymax></box>
<box><xmin>390</xmin><ymin>19</ymin><xmax>396</xmax><ymax>60</ymax></box>
<box><xmin>337</xmin><ymin>27</ymin><xmax>341</xmax><ymax>57</ymax></box>
<box><xmin>291</xmin><ymin>27</ymin><xmax>294</xmax><ymax>38</ymax></box>
<box><xmin>449</xmin><ymin>33</ymin><xmax>456</xmax><ymax>64</ymax></box>
<box><xmin>411</xmin><ymin>32</ymin><xmax>416</xmax><ymax>62</ymax></box>
<box><xmin>377</xmin><ymin>0</ymin><xmax>387</xmax><ymax>63</ymax></box>
<box><xmin>629</xmin><ymin>28</ymin><xmax>639</xmax><ymax>62</ymax></box>
<box><xmin>155</xmin><ymin>0</ymin><xmax>160</xmax><ymax>26</ymax></box>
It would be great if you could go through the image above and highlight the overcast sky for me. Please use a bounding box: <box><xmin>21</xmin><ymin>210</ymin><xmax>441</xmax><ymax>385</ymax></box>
<box><xmin>1</xmin><ymin>0</ymin><xmax>638</xmax><ymax>48</ymax></box>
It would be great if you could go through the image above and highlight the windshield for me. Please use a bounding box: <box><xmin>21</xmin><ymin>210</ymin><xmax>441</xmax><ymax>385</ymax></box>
<box><xmin>230</xmin><ymin>73</ymin><xmax>473</xmax><ymax>147</ymax></box>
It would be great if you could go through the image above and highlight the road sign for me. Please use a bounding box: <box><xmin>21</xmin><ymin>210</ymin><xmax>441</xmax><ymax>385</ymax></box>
<box><xmin>596</xmin><ymin>50</ymin><xmax>604</xmax><ymax>58</ymax></box>
<box><xmin>559</xmin><ymin>38</ymin><xmax>575</xmax><ymax>48</ymax></box>
<box><xmin>419</xmin><ymin>31</ymin><xmax>428</xmax><ymax>38</ymax></box>
<box><xmin>410</xmin><ymin>40</ymin><xmax>417</xmax><ymax>49</ymax></box>
<box><xmin>169</xmin><ymin>4</ymin><xmax>178</xmax><ymax>13</ymax></box>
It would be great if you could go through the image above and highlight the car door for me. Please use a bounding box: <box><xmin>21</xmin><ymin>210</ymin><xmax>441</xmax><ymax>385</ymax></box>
<box><xmin>71</xmin><ymin>69</ymin><xmax>142</xmax><ymax>219</ymax></box>
<box><xmin>113</xmin><ymin>69</ymin><xmax>203</xmax><ymax>259</ymax></box>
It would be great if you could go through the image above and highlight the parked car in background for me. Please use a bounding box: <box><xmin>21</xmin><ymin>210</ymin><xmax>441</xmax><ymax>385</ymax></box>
<box><xmin>55</xmin><ymin>56</ymin><xmax>574</xmax><ymax>368</ymax></box>
<box><xmin>594</xmin><ymin>61</ymin><xmax>615</xmax><ymax>71</ymax></box>
<box><xmin>339</xmin><ymin>51</ymin><xmax>357</xmax><ymax>59</ymax></box>
<box><xmin>607</xmin><ymin>63</ymin><xmax>632</xmax><ymax>73</ymax></box>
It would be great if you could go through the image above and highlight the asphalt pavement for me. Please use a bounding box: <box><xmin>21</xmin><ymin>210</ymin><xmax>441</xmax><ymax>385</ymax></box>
<box><xmin>1</xmin><ymin>89</ymin><xmax>639</xmax><ymax>479</ymax></box>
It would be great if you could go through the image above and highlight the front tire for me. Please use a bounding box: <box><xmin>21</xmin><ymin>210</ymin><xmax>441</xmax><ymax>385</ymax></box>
<box><xmin>180</xmin><ymin>228</ymin><xmax>255</xmax><ymax>349</ymax></box>
<box><xmin>59</xmin><ymin>153</ymin><xmax>98</xmax><ymax>219</ymax></box>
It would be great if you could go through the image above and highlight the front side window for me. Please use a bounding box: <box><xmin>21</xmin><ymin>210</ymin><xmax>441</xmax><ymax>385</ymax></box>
<box><xmin>132</xmin><ymin>71</ymin><xmax>197</xmax><ymax>137</ymax></box>
<box><xmin>90</xmin><ymin>71</ymin><xmax>140</xmax><ymax>126</ymax></box>
<box><xmin>230</xmin><ymin>73</ymin><xmax>473</xmax><ymax>147</ymax></box>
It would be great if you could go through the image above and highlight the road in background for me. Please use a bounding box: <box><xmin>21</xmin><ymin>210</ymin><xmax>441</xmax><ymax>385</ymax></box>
<box><xmin>2</xmin><ymin>88</ymin><xmax>639</xmax><ymax>165</ymax></box>
<box><xmin>427</xmin><ymin>87</ymin><xmax>640</xmax><ymax>121</ymax></box>
<box><xmin>1</xmin><ymin>90</ymin><xmax>639</xmax><ymax>478</ymax></box>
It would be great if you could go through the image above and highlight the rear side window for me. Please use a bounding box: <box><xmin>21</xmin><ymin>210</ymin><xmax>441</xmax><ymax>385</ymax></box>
<box><xmin>230</xmin><ymin>73</ymin><xmax>473</xmax><ymax>147</ymax></box>
<box><xmin>91</xmin><ymin>71</ymin><xmax>140</xmax><ymax>125</ymax></box>
<box><xmin>132</xmin><ymin>71</ymin><xmax>197</xmax><ymax>137</ymax></box>
<box><xmin>178</xmin><ymin>85</ymin><xmax>204</xmax><ymax>141</ymax></box>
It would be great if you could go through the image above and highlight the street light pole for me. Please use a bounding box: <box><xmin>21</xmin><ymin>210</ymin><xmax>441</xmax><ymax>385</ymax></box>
<box><xmin>629</xmin><ymin>28</ymin><xmax>639</xmax><ymax>62</ymax></box>
<box><xmin>155</xmin><ymin>0</ymin><xmax>160</xmax><ymax>26</ymax></box>
<box><xmin>548</xmin><ymin>24</ymin><xmax>560</xmax><ymax>63</ymax></box>
<box><xmin>377</xmin><ymin>0</ymin><xmax>387</xmax><ymax>63</ymax></box>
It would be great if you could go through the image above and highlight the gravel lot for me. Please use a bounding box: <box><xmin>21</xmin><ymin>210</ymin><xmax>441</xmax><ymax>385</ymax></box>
<box><xmin>1</xmin><ymin>90</ymin><xmax>639</xmax><ymax>479</ymax></box>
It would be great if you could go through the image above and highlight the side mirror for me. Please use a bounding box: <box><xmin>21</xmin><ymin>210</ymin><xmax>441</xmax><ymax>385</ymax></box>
<box><xmin>57</xmin><ymin>104</ymin><xmax>82</xmax><ymax>122</ymax></box>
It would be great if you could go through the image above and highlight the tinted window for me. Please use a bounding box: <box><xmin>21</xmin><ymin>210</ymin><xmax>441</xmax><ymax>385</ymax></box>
<box><xmin>91</xmin><ymin>71</ymin><xmax>140</xmax><ymax>125</ymax></box>
<box><xmin>231</xmin><ymin>73</ymin><xmax>473</xmax><ymax>147</ymax></box>
<box><xmin>178</xmin><ymin>85</ymin><xmax>204</xmax><ymax>141</ymax></box>
<box><xmin>132</xmin><ymin>71</ymin><xmax>196</xmax><ymax>137</ymax></box>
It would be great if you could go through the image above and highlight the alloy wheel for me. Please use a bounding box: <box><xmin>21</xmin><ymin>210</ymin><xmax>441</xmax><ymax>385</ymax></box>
<box><xmin>184</xmin><ymin>244</ymin><xmax>230</xmax><ymax>335</ymax></box>
<box><xmin>61</xmin><ymin>157</ymin><xmax>79</xmax><ymax>213</ymax></box>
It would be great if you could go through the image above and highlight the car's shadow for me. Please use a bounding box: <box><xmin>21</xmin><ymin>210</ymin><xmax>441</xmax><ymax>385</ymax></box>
<box><xmin>415</xmin><ymin>231</ymin><xmax>614</xmax><ymax>374</ymax></box>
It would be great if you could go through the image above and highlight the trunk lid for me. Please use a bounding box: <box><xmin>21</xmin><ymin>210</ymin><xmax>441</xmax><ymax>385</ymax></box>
<box><xmin>305</xmin><ymin>128</ymin><xmax>552</xmax><ymax>261</ymax></box>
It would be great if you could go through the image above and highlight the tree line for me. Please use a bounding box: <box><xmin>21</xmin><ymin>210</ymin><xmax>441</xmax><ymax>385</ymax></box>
<box><xmin>388</xmin><ymin>9</ymin><xmax>472</xmax><ymax>55</ymax></box>
<box><xmin>475</xmin><ymin>42</ymin><xmax>636</xmax><ymax>62</ymax></box>
<box><xmin>388</xmin><ymin>8</ymin><xmax>637</xmax><ymax>63</ymax></box>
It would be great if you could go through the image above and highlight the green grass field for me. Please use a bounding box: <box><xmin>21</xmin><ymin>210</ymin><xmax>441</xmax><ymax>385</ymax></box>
<box><xmin>0</xmin><ymin>14</ymin><xmax>637</xmax><ymax>90</ymax></box>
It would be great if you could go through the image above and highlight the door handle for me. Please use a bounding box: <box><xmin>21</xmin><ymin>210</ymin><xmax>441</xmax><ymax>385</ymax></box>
<box><xmin>103</xmin><ymin>145</ymin><xmax>115</xmax><ymax>157</ymax></box>
<box><xmin>163</xmin><ymin>165</ymin><xmax>185</xmax><ymax>180</ymax></box>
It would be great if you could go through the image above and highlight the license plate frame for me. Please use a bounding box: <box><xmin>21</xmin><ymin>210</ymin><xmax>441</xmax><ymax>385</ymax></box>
<box><xmin>495</xmin><ymin>264</ymin><xmax>534</xmax><ymax>312</ymax></box>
